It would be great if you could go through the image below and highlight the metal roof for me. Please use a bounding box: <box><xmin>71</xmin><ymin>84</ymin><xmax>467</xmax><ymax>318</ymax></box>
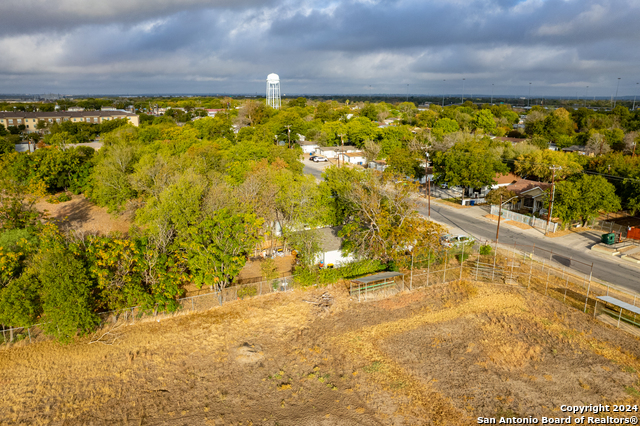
<box><xmin>597</xmin><ymin>296</ymin><xmax>640</xmax><ymax>316</ymax></box>
<box><xmin>351</xmin><ymin>271</ymin><xmax>404</xmax><ymax>284</ymax></box>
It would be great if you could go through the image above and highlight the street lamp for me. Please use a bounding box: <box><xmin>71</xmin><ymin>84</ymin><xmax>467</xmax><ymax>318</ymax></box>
<box><xmin>614</xmin><ymin>77</ymin><xmax>621</xmax><ymax>108</ymax></box>
<box><xmin>461</xmin><ymin>78</ymin><xmax>465</xmax><ymax>104</ymax></box>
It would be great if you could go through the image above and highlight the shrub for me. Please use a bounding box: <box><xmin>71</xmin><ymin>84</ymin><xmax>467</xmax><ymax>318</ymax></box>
<box><xmin>57</xmin><ymin>192</ymin><xmax>72</xmax><ymax>202</ymax></box>
<box><xmin>456</xmin><ymin>252</ymin><xmax>470</xmax><ymax>263</ymax></box>
<box><xmin>479</xmin><ymin>244</ymin><xmax>492</xmax><ymax>256</ymax></box>
<box><xmin>237</xmin><ymin>286</ymin><xmax>257</xmax><ymax>299</ymax></box>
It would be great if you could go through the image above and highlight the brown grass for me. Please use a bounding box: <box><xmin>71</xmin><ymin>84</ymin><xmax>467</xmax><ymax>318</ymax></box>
<box><xmin>1</xmin><ymin>280</ymin><xmax>640</xmax><ymax>425</ymax></box>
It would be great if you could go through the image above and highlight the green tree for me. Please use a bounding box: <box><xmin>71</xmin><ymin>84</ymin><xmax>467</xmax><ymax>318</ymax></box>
<box><xmin>552</xmin><ymin>175</ymin><xmax>621</xmax><ymax>226</ymax></box>
<box><xmin>432</xmin><ymin>139</ymin><xmax>508</xmax><ymax>202</ymax></box>
<box><xmin>434</xmin><ymin>118</ymin><xmax>459</xmax><ymax>134</ymax></box>
<box><xmin>472</xmin><ymin>109</ymin><xmax>496</xmax><ymax>133</ymax></box>
<box><xmin>387</xmin><ymin>148</ymin><xmax>422</xmax><ymax>178</ymax></box>
<box><xmin>485</xmin><ymin>187</ymin><xmax>517</xmax><ymax>205</ymax></box>
<box><xmin>182</xmin><ymin>209</ymin><xmax>263</xmax><ymax>289</ymax></box>
<box><xmin>514</xmin><ymin>150</ymin><xmax>582</xmax><ymax>181</ymax></box>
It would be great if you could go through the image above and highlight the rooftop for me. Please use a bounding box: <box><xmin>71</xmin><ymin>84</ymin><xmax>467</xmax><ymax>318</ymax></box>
<box><xmin>0</xmin><ymin>110</ymin><xmax>136</xmax><ymax>118</ymax></box>
<box><xmin>506</xmin><ymin>178</ymin><xmax>551</xmax><ymax>195</ymax></box>
<box><xmin>316</xmin><ymin>227</ymin><xmax>344</xmax><ymax>252</ymax></box>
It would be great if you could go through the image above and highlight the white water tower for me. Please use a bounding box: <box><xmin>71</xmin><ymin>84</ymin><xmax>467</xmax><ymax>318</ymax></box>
<box><xmin>266</xmin><ymin>73</ymin><xmax>281</xmax><ymax>109</ymax></box>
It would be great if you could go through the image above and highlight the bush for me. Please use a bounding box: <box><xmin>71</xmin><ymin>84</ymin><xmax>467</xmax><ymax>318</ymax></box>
<box><xmin>479</xmin><ymin>244</ymin><xmax>492</xmax><ymax>256</ymax></box>
<box><xmin>237</xmin><ymin>286</ymin><xmax>257</xmax><ymax>299</ymax></box>
<box><xmin>293</xmin><ymin>266</ymin><xmax>316</xmax><ymax>287</ymax></box>
<box><xmin>57</xmin><ymin>192</ymin><xmax>72</xmax><ymax>202</ymax></box>
<box><xmin>456</xmin><ymin>252</ymin><xmax>470</xmax><ymax>263</ymax></box>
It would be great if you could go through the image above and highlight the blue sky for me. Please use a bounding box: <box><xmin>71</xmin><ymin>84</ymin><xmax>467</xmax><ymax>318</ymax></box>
<box><xmin>0</xmin><ymin>0</ymin><xmax>638</xmax><ymax>97</ymax></box>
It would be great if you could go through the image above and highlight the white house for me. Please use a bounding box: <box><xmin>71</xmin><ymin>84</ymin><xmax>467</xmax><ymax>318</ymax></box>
<box><xmin>369</xmin><ymin>160</ymin><xmax>388</xmax><ymax>171</ymax></box>
<box><xmin>315</xmin><ymin>145</ymin><xmax>358</xmax><ymax>158</ymax></box>
<box><xmin>298</xmin><ymin>141</ymin><xmax>319</xmax><ymax>154</ymax></box>
<box><xmin>206</xmin><ymin>109</ymin><xmax>224</xmax><ymax>117</ymax></box>
<box><xmin>505</xmin><ymin>178</ymin><xmax>552</xmax><ymax>214</ymax></box>
<box><xmin>315</xmin><ymin>227</ymin><xmax>354</xmax><ymax>268</ymax></box>
<box><xmin>339</xmin><ymin>151</ymin><xmax>366</xmax><ymax>165</ymax></box>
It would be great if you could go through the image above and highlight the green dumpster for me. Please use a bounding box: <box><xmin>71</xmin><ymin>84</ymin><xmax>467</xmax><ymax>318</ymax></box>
<box><xmin>601</xmin><ymin>233</ymin><xmax>616</xmax><ymax>245</ymax></box>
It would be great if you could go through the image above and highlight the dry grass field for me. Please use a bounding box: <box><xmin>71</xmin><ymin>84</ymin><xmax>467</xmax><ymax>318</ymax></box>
<box><xmin>2</xmin><ymin>281</ymin><xmax>640</xmax><ymax>425</ymax></box>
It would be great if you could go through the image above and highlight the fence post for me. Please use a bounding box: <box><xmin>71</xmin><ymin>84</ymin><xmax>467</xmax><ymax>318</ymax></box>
<box><xmin>427</xmin><ymin>247</ymin><xmax>432</xmax><ymax>287</ymax></box>
<box><xmin>27</xmin><ymin>327</ymin><xmax>31</xmax><ymax>344</ymax></box>
<box><xmin>617</xmin><ymin>308</ymin><xmax>623</xmax><ymax>328</ymax></box>
<box><xmin>459</xmin><ymin>244</ymin><xmax>465</xmax><ymax>281</ymax></box>
<box><xmin>545</xmin><ymin>269</ymin><xmax>550</xmax><ymax>296</ymax></box>
<box><xmin>584</xmin><ymin>265</ymin><xmax>593</xmax><ymax>313</ymax></box>
<box><xmin>475</xmin><ymin>246</ymin><xmax>480</xmax><ymax>282</ymax></box>
<box><xmin>410</xmin><ymin>251</ymin><xmax>414</xmax><ymax>291</ymax></box>
<box><xmin>527</xmin><ymin>252</ymin><xmax>533</xmax><ymax>289</ymax></box>
<box><xmin>192</xmin><ymin>297</ymin><xmax>195</xmax><ymax>312</ymax></box>
<box><xmin>443</xmin><ymin>250</ymin><xmax>448</xmax><ymax>283</ymax></box>
<box><xmin>609</xmin><ymin>222</ymin><xmax>613</xmax><ymax>233</ymax></box>
<box><xmin>563</xmin><ymin>274</ymin><xmax>569</xmax><ymax>302</ymax></box>
<box><xmin>491</xmin><ymin>241</ymin><xmax>498</xmax><ymax>281</ymax></box>
<box><xmin>510</xmin><ymin>243</ymin><xmax>516</xmax><ymax>284</ymax></box>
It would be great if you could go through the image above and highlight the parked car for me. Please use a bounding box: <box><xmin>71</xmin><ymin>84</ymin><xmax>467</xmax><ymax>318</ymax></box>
<box><xmin>440</xmin><ymin>234</ymin><xmax>475</xmax><ymax>248</ymax></box>
<box><xmin>313</xmin><ymin>156</ymin><xmax>328</xmax><ymax>162</ymax></box>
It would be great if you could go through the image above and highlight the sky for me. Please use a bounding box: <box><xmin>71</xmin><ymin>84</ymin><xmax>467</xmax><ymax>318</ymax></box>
<box><xmin>0</xmin><ymin>0</ymin><xmax>639</xmax><ymax>97</ymax></box>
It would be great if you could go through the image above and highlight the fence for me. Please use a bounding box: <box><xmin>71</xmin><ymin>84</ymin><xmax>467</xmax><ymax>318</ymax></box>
<box><xmin>490</xmin><ymin>205</ymin><xmax>558</xmax><ymax>232</ymax></box>
<box><xmin>4</xmin><ymin>240</ymin><xmax>640</xmax><ymax>347</ymax></box>
<box><xmin>590</xmin><ymin>219</ymin><xmax>629</xmax><ymax>238</ymax></box>
<box><xmin>0</xmin><ymin>275</ymin><xmax>295</xmax><ymax>346</ymax></box>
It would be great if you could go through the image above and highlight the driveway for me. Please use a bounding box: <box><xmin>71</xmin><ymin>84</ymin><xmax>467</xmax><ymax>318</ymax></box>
<box><xmin>302</xmin><ymin>156</ymin><xmax>332</xmax><ymax>181</ymax></box>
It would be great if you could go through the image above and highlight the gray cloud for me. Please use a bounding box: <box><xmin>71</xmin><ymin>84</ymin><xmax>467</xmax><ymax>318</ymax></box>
<box><xmin>0</xmin><ymin>0</ymin><xmax>639</xmax><ymax>97</ymax></box>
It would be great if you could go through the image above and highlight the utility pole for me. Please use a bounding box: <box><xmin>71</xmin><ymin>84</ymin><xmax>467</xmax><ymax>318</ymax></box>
<box><xmin>545</xmin><ymin>166</ymin><xmax>562</xmax><ymax>235</ymax></box>
<box><xmin>338</xmin><ymin>133</ymin><xmax>345</xmax><ymax>167</ymax></box>
<box><xmin>614</xmin><ymin>77</ymin><xmax>621</xmax><ymax>108</ymax></box>
<box><xmin>285</xmin><ymin>124</ymin><xmax>291</xmax><ymax>148</ymax></box>
<box><xmin>633</xmin><ymin>83</ymin><xmax>639</xmax><ymax>111</ymax></box>
<box><xmin>496</xmin><ymin>194</ymin><xmax>503</xmax><ymax>244</ymax></box>
<box><xmin>406</xmin><ymin>84</ymin><xmax>409</xmax><ymax>102</ymax></box>
<box><xmin>491</xmin><ymin>84</ymin><xmax>494</xmax><ymax>105</ymax></box>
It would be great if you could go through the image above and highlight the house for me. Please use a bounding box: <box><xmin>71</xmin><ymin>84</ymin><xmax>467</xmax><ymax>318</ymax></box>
<box><xmin>562</xmin><ymin>145</ymin><xmax>590</xmax><ymax>156</ymax></box>
<box><xmin>339</xmin><ymin>151</ymin><xmax>366</xmax><ymax>165</ymax></box>
<box><xmin>0</xmin><ymin>110</ymin><xmax>139</xmax><ymax>132</ymax></box>
<box><xmin>369</xmin><ymin>160</ymin><xmax>388</xmax><ymax>172</ymax></box>
<box><xmin>491</xmin><ymin>172</ymin><xmax>520</xmax><ymax>189</ymax></box>
<box><xmin>315</xmin><ymin>145</ymin><xmax>358</xmax><ymax>158</ymax></box>
<box><xmin>298</xmin><ymin>140</ymin><xmax>318</xmax><ymax>154</ymax></box>
<box><xmin>206</xmin><ymin>109</ymin><xmax>224</xmax><ymax>117</ymax></box>
<box><xmin>505</xmin><ymin>178</ymin><xmax>552</xmax><ymax>214</ymax></box>
<box><xmin>315</xmin><ymin>227</ymin><xmax>354</xmax><ymax>268</ymax></box>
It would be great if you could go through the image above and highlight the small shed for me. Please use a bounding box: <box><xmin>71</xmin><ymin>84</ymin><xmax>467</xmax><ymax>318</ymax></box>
<box><xmin>350</xmin><ymin>271</ymin><xmax>405</xmax><ymax>302</ymax></box>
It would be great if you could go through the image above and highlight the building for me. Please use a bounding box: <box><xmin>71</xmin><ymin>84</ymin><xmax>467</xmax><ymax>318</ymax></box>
<box><xmin>206</xmin><ymin>109</ymin><xmax>224</xmax><ymax>117</ymax></box>
<box><xmin>339</xmin><ymin>151</ymin><xmax>366</xmax><ymax>165</ymax></box>
<box><xmin>266</xmin><ymin>73</ymin><xmax>281</xmax><ymax>109</ymax></box>
<box><xmin>298</xmin><ymin>141</ymin><xmax>319</xmax><ymax>154</ymax></box>
<box><xmin>314</xmin><ymin>145</ymin><xmax>358</xmax><ymax>158</ymax></box>
<box><xmin>315</xmin><ymin>227</ymin><xmax>354</xmax><ymax>268</ymax></box>
<box><xmin>505</xmin><ymin>178</ymin><xmax>552</xmax><ymax>214</ymax></box>
<box><xmin>0</xmin><ymin>110</ymin><xmax>139</xmax><ymax>133</ymax></box>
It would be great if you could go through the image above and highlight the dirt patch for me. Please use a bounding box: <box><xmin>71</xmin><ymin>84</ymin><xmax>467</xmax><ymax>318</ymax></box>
<box><xmin>33</xmin><ymin>193</ymin><xmax>132</xmax><ymax>235</ymax></box>
<box><xmin>236</xmin><ymin>256</ymin><xmax>295</xmax><ymax>281</ymax></box>
<box><xmin>546</xmin><ymin>227</ymin><xmax>592</xmax><ymax>238</ymax></box>
<box><xmin>2</xmin><ymin>283</ymin><xmax>640</xmax><ymax>425</ymax></box>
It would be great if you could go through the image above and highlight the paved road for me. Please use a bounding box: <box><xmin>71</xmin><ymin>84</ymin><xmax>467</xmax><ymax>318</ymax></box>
<box><xmin>299</xmin><ymin>160</ymin><xmax>640</xmax><ymax>293</ymax></box>
<box><xmin>417</xmin><ymin>199</ymin><xmax>640</xmax><ymax>293</ymax></box>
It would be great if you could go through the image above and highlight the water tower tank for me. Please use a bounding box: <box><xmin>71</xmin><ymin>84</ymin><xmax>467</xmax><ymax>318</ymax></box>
<box><xmin>266</xmin><ymin>73</ymin><xmax>281</xmax><ymax>109</ymax></box>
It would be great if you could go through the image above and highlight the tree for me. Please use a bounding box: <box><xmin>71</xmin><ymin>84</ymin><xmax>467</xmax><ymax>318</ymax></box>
<box><xmin>36</xmin><ymin>234</ymin><xmax>99</xmax><ymax>343</ymax></box>
<box><xmin>288</xmin><ymin>229</ymin><xmax>321</xmax><ymax>268</ymax></box>
<box><xmin>472</xmin><ymin>109</ymin><xmax>496</xmax><ymax>133</ymax></box>
<box><xmin>434</xmin><ymin>118</ymin><xmax>459</xmax><ymax>134</ymax></box>
<box><xmin>363</xmin><ymin>139</ymin><xmax>381</xmax><ymax>163</ymax></box>
<box><xmin>338</xmin><ymin>171</ymin><xmax>443</xmax><ymax>263</ymax></box>
<box><xmin>552</xmin><ymin>175</ymin><xmax>621</xmax><ymax>226</ymax></box>
<box><xmin>387</xmin><ymin>148</ymin><xmax>422</xmax><ymax>178</ymax></box>
<box><xmin>514</xmin><ymin>150</ymin><xmax>582</xmax><ymax>181</ymax></box>
<box><xmin>0</xmin><ymin>137</ymin><xmax>14</xmax><ymax>155</ymax></box>
<box><xmin>182</xmin><ymin>209</ymin><xmax>263</xmax><ymax>290</ymax></box>
<box><xmin>432</xmin><ymin>139</ymin><xmax>508</xmax><ymax>202</ymax></box>
<box><xmin>485</xmin><ymin>187</ymin><xmax>517</xmax><ymax>205</ymax></box>
<box><xmin>585</xmin><ymin>132</ymin><xmax>610</xmax><ymax>156</ymax></box>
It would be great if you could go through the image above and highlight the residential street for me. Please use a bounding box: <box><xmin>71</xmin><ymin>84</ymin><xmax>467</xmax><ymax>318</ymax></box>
<box><xmin>416</xmin><ymin>198</ymin><xmax>640</xmax><ymax>293</ymax></box>
<box><xmin>300</xmin><ymin>159</ymin><xmax>640</xmax><ymax>294</ymax></box>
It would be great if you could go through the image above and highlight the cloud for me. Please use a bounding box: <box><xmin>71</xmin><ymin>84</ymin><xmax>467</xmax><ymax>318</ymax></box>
<box><xmin>0</xmin><ymin>0</ymin><xmax>638</xmax><ymax>96</ymax></box>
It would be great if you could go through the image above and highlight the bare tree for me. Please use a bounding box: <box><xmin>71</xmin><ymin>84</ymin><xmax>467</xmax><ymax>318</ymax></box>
<box><xmin>623</xmin><ymin>131</ymin><xmax>639</xmax><ymax>155</ymax></box>
<box><xmin>585</xmin><ymin>133</ymin><xmax>610</xmax><ymax>156</ymax></box>
<box><xmin>363</xmin><ymin>139</ymin><xmax>381</xmax><ymax>163</ymax></box>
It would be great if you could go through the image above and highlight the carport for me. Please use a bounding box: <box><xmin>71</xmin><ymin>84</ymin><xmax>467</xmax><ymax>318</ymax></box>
<box><xmin>350</xmin><ymin>271</ymin><xmax>405</xmax><ymax>302</ymax></box>
<box><xmin>595</xmin><ymin>296</ymin><xmax>640</xmax><ymax>335</ymax></box>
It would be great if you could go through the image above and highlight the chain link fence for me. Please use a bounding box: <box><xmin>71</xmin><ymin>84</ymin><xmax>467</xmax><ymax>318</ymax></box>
<box><xmin>4</xmin><ymin>240</ymin><xmax>640</xmax><ymax>347</ymax></box>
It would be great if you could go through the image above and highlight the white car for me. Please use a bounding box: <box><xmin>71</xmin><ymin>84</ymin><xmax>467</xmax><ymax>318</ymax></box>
<box><xmin>440</xmin><ymin>234</ymin><xmax>475</xmax><ymax>248</ymax></box>
<box><xmin>312</xmin><ymin>156</ymin><xmax>328</xmax><ymax>162</ymax></box>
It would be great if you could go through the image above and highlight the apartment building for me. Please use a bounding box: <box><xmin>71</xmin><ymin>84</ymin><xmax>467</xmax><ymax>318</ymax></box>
<box><xmin>0</xmin><ymin>110</ymin><xmax>139</xmax><ymax>133</ymax></box>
